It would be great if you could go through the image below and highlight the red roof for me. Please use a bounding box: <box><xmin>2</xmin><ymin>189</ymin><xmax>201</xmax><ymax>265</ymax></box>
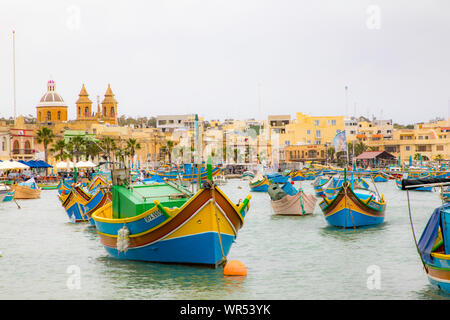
<box><xmin>355</xmin><ymin>151</ymin><xmax>388</xmax><ymax>160</ymax></box>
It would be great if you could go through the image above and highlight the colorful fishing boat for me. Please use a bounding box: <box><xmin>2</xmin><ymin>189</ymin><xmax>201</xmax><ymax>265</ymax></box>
<box><xmin>373</xmin><ymin>172</ymin><xmax>389</xmax><ymax>182</ymax></box>
<box><xmin>441</xmin><ymin>187</ymin><xmax>450</xmax><ymax>203</ymax></box>
<box><xmin>268</xmin><ymin>182</ymin><xmax>316</xmax><ymax>216</ymax></box>
<box><xmin>319</xmin><ymin>171</ymin><xmax>386</xmax><ymax>228</ymax></box>
<box><xmin>266</xmin><ymin>172</ymin><xmax>289</xmax><ymax>184</ymax></box>
<box><xmin>403</xmin><ymin>178</ymin><xmax>450</xmax><ymax>294</ymax></box>
<box><xmin>312</xmin><ymin>176</ymin><xmax>332</xmax><ymax>197</ymax></box>
<box><xmin>290</xmin><ymin>171</ymin><xmax>306</xmax><ymax>181</ymax></box>
<box><xmin>241</xmin><ymin>171</ymin><xmax>255</xmax><ymax>180</ymax></box>
<box><xmin>152</xmin><ymin>163</ymin><xmax>222</xmax><ymax>182</ymax></box>
<box><xmin>11</xmin><ymin>178</ymin><xmax>41</xmax><ymax>199</ymax></box>
<box><xmin>395</xmin><ymin>179</ymin><xmax>433</xmax><ymax>192</ymax></box>
<box><xmin>249</xmin><ymin>174</ymin><xmax>269</xmax><ymax>192</ymax></box>
<box><xmin>0</xmin><ymin>184</ymin><xmax>11</xmax><ymax>202</ymax></box>
<box><xmin>91</xmin><ymin>168</ymin><xmax>251</xmax><ymax>267</ymax></box>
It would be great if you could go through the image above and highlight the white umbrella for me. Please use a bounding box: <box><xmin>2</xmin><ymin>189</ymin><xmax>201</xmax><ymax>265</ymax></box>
<box><xmin>75</xmin><ymin>161</ymin><xmax>97</xmax><ymax>168</ymax></box>
<box><xmin>0</xmin><ymin>160</ymin><xmax>29</xmax><ymax>170</ymax></box>
<box><xmin>55</xmin><ymin>161</ymin><xmax>74</xmax><ymax>169</ymax></box>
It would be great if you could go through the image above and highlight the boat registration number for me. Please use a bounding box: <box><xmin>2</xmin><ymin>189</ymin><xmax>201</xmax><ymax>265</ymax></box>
<box><xmin>144</xmin><ymin>211</ymin><xmax>162</xmax><ymax>223</ymax></box>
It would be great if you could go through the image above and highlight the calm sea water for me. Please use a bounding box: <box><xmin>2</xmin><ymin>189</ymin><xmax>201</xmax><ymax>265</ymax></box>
<box><xmin>0</xmin><ymin>179</ymin><xmax>448</xmax><ymax>300</ymax></box>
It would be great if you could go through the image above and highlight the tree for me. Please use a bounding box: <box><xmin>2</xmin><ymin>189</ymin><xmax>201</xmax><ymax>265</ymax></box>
<box><xmin>99</xmin><ymin>137</ymin><xmax>117</xmax><ymax>163</ymax></box>
<box><xmin>125</xmin><ymin>138</ymin><xmax>141</xmax><ymax>166</ymax></box>
<box><xmin>66</xmin><ymin>136</ymin><xmax>88</xmax><ymax>162</ymax></box>
<box><xmin>50</xmin><ymin>139</ymin><xmax>69</xmax><ymax>162</ymax></box>
<box><xmin>84</xmin><ymin>141</ymin><xmax>102</xmax><ymax>162</ymax></box>
<box><xmin>414</xmin><ymin>153</ymin><xmax>421</xmax><ymax>161</ymax></box>
<box><xmin>165</xmin><ymin>140</ymin><xmax>174</xmax><ymax>163</ymax></box>
<box><xmin>327</xmin><ymin>146</ymin><xmax>335</xmax><ymax>163</ymax></box>
<box><xmin>36</xmin><ymin>127</ymin><xmax>55</xmax><ymax>173</ymax></box>
<box><xmin>434</xmin><ymin>154</ymin><xmax>443</xmax><ymax>164</ymax></box>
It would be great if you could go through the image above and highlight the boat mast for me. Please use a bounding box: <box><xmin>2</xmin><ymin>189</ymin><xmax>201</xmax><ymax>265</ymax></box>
<box><xmin>345</xmin><ymin>86</ymin><xmax>349</xmax><ymax>167</ymax></box>
<box><xmin>12</xmin><ymin>30</ymin><xmax>17</xmax><ymax>123</ymax></box>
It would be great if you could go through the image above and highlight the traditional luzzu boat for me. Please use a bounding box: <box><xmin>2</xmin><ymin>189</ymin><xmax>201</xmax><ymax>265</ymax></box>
<box><xmin>304</xmin><ymin>169</ymin><xmax>322</xmax><ymax>181</ymax></box>
<box><xmin>60</xmin><ymin>176</ymin><xmax>111</xmax><ymax>224</ymax></box>
<box><xmin>441</xmin><ymin>187</ymin><xmax>450</xmax><ymax>203</ymax></box>
<box><xmin>267</xmin><ymin>182</ymin><xmax>316</xmax><ymax>216</ymax></box>
<box><xmin>11</xmin><ymin>178</ymin><xmax>41</xmax><ymax>199</ymax></box>
<box><xmin>373</xmin><ymin>172</ymin><xmax>389</xmax><ymax>182</ymax></box>
<box><xmin>395</xmin><ymin>177</ymin><xmax>433</xmax><ymax>192</ymax></box>
<box><xmin>241</xmin><ymin>171</ymin><xmax>255</xmax><ymax>180</ymax></box>
<box><xmin>152</xmin><ymin>163</ymin><xmax>222</xmax><ymax>183</ymax></box>
<box><xmin>2</xmin><ymin>190</ymin><xmax>15</xmax><ymax>202</ymax></box>
<box><xmin>266</xmin><ymin>172</ymin><xmax>289</xmax><ymax>184</ymax></box>
<box><xmin>402</xmin><ymin>177</ymin><xmax>450</xmax><ymax>294</ymax></box>
<box><xmin>319</xmin><ymin>170</ymin><xmax>386</xmax><ymax>228</ymax></box>
<box><xmin>290</xmin><ymin>170</ymin><xmax>306</xmax><ymax>181</ymax></box>
<box><xmin>249</xmin><ymin>174</ymin><xmax>269</xmax><ymax>192</ymax></box>
<box><xmin>91</xmin><ymin>165</ymin><xmax>251</xmax><ymax>267</ymax></box>
<box><xmin>0</xmin><ymin>184</ymin><xmax>11</xmax><ymax>202</ymax></box>
<box><xmin>312</xmin><ymin>176</ymin><xmax>332</xmax><ymax>197</ymax></box>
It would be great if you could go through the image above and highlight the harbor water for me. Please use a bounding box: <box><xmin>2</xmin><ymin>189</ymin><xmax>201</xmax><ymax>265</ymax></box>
<box><xmin>0</xmin><ymin>179</ymin><xmax>447</xmax><ymax>300</ymax></box>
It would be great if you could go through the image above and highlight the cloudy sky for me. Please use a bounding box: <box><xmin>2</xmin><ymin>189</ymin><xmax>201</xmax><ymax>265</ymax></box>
<box><xmin>0</xmin><ymin>0</ymin><xmax>449</xmax><ymax>124</ymax></box>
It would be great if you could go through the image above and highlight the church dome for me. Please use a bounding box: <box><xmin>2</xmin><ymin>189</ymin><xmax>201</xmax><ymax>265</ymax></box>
<box><xmin>37</xmin><ymin>80</ymin><xmax>67</xmax><ymax>108</ymax></box>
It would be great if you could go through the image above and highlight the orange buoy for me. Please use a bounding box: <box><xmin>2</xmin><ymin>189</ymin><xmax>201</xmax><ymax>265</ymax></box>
<box><xmin>223</xmin><ymin>260</ymin><xmax>247</xmax><ymax>276</ymax></box>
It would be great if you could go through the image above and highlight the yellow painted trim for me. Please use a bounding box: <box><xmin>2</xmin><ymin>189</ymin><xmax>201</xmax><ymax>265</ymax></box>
<box><xmin>431</xmin><ymin>252</ymin><xmax>450</xmax><ymax>260</ymax></box>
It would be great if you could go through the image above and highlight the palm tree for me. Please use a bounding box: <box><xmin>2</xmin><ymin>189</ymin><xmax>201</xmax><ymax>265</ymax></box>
<box><xmin>165</xmin><ymin>140</ymin><xmax>174</xmax><ymax>164</ymax></box>
<box><xmin>125</xmin><ymin>138</ymin><xmax>141</xmax><ymax>167</ymax></box>
<box><xmin>99</xmin><ymin>137</ymin><xmax>117</xmax><ymax>163</ymax></box>
<box><xmin>327</xmin><ymin>146</ymin><xmax>335</xmax><ymax>163</ymax></box>
<box><xmin>36</xmin><ymin>127</ymin><xmax>55</xmax><ymax>169</ymax></box>
<box><xmin>414</xmin><ymin>153</ymin><xmax>421</xmax><ymax>161</ymax></box>
<box><xmin>434</xmin><ymin>154</ymin><xmax>443</xmax><ymax>164</ymax></box>
<box><xmin>66</xmin><ymin>136</ymin><xmax>88</xmax><ymax>163</ymax></box>
<box><xmin>84</xmin><ymin>141</ymin><xmax>102</xmax><ymax>162</ymax></box>
<box><xmin>50</xmin><ymin>139</ymin><xmax>69</xmax><ymax>162</ymax></box>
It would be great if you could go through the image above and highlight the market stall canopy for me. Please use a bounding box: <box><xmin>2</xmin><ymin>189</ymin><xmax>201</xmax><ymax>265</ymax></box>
<box><xmin>34</xmin><ymin>160</ymin><xmax>53</xmax><ymax>168</ymax></box>
<box><xmin>75</xmin><ymin>161</ymin><xmax>97</xmax><ymax>168</ymax></box>
<box><xmin>55</xmin><ymin>161</ymin><xmax>75</xmax><ymax>169</ymax></box>
<box><xmin>0</xmin><ymin>160</ymin><xmax>30</xmax><ymax>170</ymax></box>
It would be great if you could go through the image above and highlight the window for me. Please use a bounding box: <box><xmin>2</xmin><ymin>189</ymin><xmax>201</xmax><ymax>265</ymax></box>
<box><xmin>316</xmin><ymin>130</ymin><xmax>321</xmax><ymax>138</ymax></box>
<box><xmin>47</xmin><ymin>111</ymin><xmax>51</xmax><ymax>121</ymax></box>
<box><xmin>307</xmin><ymin>130</ymin><xmax>311</xmax><ymax>135</ymax></box>
<box><xmin>405</xmin><ymin>146</ymin><xmax>410</xmax><ymax>151</ymax></box>
<box><xmin>331</xmin><ymin>120</ymin><xmax>336</xmax><ymax>126</ymax></box>
<box><xmin>418</xmin><ymin>136</ymin><xmax>423</xmax><ymax>140</ymax></box>
<box><xmin>110</xmin><ymin>107</ymin><xmax>114</xmax><ymax>117</ymax></box>
<box><xmin>13</xmin><ymin>140</ymin><xmax>19</xmax><ymax>151</ymax></box>
<box><xmin>85</xmin><ymin>107</ymin><xmax>89</xmax><ymax>117</ymax></box>
<box><xmin>437</xmin><ymin>145</ymin><xmax>444</xmax><ymax>151</ymax></box>
<box><xmin>314</xmin><ymin>120</ymin><xmax>319</xmax><ymax>126</ymax></box>
<box><xmin>57</xmin><ymin>111</ymin><xmax>61</xmax><ymax>120</ymax></box>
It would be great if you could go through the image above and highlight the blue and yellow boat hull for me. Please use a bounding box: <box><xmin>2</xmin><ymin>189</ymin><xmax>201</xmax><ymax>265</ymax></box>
<box><xmin>92</xmin><ymin>187</ymin><xmax>251</xmax><ymax>267</ymax></box>
<box><xmin>319</xmin><ymin>182</ymin><xmax>386</xmax><ymax>228</ymax></box>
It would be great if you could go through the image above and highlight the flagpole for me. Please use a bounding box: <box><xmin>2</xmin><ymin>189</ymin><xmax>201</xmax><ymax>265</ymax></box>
<box><xmin>13</xmin><ymin>30</ymin><xmax>17</xmax><ymax>122</ymax></box>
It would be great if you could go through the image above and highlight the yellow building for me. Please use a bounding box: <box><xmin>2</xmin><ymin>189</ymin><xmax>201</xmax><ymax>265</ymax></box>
<box><xmin>364</xmin><ymin>121</ymin><xmax>450</xmax><ymax>162</ymax></box>
<box><xmin>36</xmin><ymin>79</ymin><xmax>68</xmax><ymax>123</ymax></box>
<box><xmin>280</xmin><ymin>112</ymin><xmax>345</xmax><ymax>147</ymax></box>
<box><xmin>76</xmin><ymin>83</ymin><xmax>118</xmax><ymax>125</ymax></box>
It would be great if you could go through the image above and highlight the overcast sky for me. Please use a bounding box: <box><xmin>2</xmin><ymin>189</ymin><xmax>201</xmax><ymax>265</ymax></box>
<box><xmin>0</xmin><ymin>0</ymin><xmax>449</xmax><ymax>124</ymax></box>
